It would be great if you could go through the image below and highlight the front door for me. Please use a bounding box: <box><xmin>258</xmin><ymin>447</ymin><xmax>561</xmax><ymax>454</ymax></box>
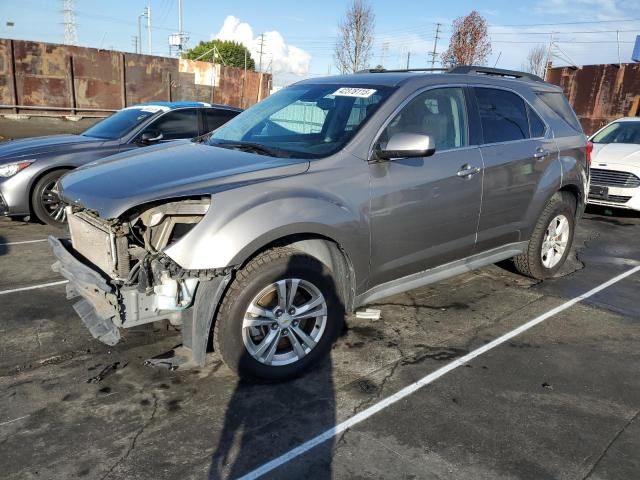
<box><xmin>368</xmin><ymin>87</ymin><xmax>483</xmax><ymax>289</ymax></box>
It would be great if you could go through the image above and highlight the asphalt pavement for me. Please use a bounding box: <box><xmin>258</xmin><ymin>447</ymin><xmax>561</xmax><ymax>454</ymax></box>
<box><xmin>0</xmin><ymin>206</ymin><xmax>638</xmax><ymax>480</ymax></box>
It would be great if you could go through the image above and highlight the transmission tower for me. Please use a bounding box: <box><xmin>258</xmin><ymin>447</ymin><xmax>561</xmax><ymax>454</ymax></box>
<box><xmin>62</xmin><ymin>0</ymin><xmax>78</xmax><ymax>45</ymax></box>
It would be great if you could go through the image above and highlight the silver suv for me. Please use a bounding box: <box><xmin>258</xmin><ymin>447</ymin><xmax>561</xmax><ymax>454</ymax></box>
<box><xmin>50</xmin><ymin>66</ymin><xmax>589</xmax><ymax>381</ymax></box>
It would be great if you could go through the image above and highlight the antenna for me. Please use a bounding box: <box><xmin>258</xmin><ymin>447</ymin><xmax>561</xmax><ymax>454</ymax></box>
<box><xmin>62</xmin><ymin>0</ymin><xmax>78</xmax><ymax>45</ymax></box>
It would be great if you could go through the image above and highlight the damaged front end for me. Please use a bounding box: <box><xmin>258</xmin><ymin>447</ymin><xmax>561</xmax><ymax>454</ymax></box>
<box><xmin>50</xmin><ymin>198</ymin><xmax>231</xmax><ymax>366</ymax></box>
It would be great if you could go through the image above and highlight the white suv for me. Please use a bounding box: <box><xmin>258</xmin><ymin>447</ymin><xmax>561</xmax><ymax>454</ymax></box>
<box><xmin>588</xmin><ymin>117</ymin><xmax>640</xmax><ymax>211</ymax></box>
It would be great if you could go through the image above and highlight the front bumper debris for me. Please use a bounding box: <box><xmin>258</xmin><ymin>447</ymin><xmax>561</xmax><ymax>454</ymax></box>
<box><xmin>49</xmin><ymin>236</ymin><xmax>121</xmax><ymax>345</ymax></box>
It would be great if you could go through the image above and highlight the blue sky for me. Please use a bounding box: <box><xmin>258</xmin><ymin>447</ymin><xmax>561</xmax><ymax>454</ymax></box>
<box><xmin>1</xmin><ymin>0</ymin><xmax>640</xmax><ymax>86</ymax></box>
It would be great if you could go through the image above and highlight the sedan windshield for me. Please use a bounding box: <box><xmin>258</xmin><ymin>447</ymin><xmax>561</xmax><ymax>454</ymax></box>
<box><xmin>208</xmin><ymin>83</ymin><xmax>394</xmax><ymax>158</ymax></box>
<box><xmin>592</xmin><ymin>121</ymin><xmax>640</xmax><ymax>145</ymax></box>
<box><xmin>82</xmin><ymin>106</ymin><xmax>162</xmax><ymax>140</ymax></box>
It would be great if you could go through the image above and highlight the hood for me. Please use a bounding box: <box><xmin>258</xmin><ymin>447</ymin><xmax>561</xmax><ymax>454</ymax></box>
<box><xmin>0</xmin><ymin>134</ymin><xmax>103</xmax><ymax>161</ymax></box>
<box><xmin>60</xmin><ymin>141</ymin><xmax>310</xmax><ymax>219</ymax></box>
<box><xmin>591</xmin><ymin>143</ymin><xmax>640</xmax><ymax>168</ymax></box>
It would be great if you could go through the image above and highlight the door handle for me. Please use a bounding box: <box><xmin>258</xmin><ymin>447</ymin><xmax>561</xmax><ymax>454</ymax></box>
<box><xmin>534</xmin><ymin>148</ymin><xmax>550</xmax><ymax>159</ymax></box>
<box><xmin>457</xmin><ymin>164</ymin><xmax>481</xmax><ymax>178</ymax></box>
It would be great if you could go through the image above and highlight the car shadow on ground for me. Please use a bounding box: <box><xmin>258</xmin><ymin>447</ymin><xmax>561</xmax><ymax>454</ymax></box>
<box><xmin>0</xmin><ymin>235</ymin><xmax>8</xmax><ymax>256</ymax></box>
<box><xmin>208</xmin><ymin>255</ymin><xmax>344</xmax><ymax>479</ymax></box>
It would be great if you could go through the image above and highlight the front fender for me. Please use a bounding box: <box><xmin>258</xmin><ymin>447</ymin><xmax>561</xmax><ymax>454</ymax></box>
<box><xmin>164</xmin><ymin>188</ymin><xmax>367</xmax><ymax>275</ymax></box>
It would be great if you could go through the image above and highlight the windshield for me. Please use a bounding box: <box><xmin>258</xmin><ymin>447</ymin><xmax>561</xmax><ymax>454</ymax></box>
<box><xmin>82</xmin><ymin>106</ymin><xmax>163</xmax><ymax>139</ymax></box>
<box><xmin>208</xmin><ymin>83</ymin><xmax>394</xmax><ymax>158</ymax></box>
<box><xmin>592</xmin><ymin>121</ymin><xmax>640</xmax><ymax>145</ymax></box>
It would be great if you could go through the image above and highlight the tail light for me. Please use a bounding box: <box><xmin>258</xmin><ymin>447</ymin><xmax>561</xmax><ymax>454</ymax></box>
<box><xmin>585</xmin><ymin>141</ymin><xmax>593</xmax><ymax>167</ymax></box>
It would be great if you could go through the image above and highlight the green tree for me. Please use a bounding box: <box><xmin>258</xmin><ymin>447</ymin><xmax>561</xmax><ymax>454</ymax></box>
<box><xmin>182</xmin><ymin>40</ymin><xmax>256</xmax><ymax>70</ymax></box>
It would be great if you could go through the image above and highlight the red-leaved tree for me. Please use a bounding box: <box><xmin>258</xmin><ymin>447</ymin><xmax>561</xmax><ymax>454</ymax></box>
<box><xmin>441</xmin><ymin>11</ymin><xmax>492</xmax><ymax>67</ymax></box>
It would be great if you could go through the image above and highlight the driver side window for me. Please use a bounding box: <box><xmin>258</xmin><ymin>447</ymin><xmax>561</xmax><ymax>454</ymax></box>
<box><xmin>380</xmin><ymin>87</ymin><xmax>468</xmax><ymax>151</ymax></box>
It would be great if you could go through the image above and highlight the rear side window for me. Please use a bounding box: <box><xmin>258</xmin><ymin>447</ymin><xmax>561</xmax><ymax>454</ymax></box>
<box><xmin>475</xmin><ymin>88</ymin><xmax>529</xmax><ymax>143</ymax></box>
<box><xmin>527</xmin><ymin>105</ymin><xmax>546</xmax><ymax>138</ymax></box>
<box><xmin>537</xmin><ymin>92</ymin><xmax>583</xmax><ymax>132</ymax></box>
<box><xmin>146</xmin><ymin>108</ymin><xmax>199</xmax><ymax>140</ymax></box>
<box><xmin>204</xmin><ymin>109</ymin><xmax>240</xmax><ymax>132</ymax></box>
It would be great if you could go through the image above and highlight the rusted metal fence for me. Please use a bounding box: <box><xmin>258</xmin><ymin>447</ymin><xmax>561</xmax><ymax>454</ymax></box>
<box><xmin>0</xmin><ymin>38</ymin><xmax>270</xmax><ymax>117</ymax></box>
<box><xmin>546</xmin><ymin>63</ymin><xmax>640</xmax><ymax>135</ymax></box>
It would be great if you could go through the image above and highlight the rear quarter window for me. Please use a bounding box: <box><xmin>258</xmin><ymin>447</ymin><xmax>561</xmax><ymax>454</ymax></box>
<box><xmin>537</xmin><ymin>92</ymin><xmax>583</xmax><ymax>133</ymax></box>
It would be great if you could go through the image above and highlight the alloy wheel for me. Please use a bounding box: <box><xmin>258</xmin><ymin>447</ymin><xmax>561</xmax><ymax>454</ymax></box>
<box><xmin>242</xmin><ymin>278</ymin><xmax>328</xmax><ymax>366</ymax></box>
<box><xmin>541</xmin><ymin>214</ymin><xmax>570</xmax><ymax>268</ymax></box>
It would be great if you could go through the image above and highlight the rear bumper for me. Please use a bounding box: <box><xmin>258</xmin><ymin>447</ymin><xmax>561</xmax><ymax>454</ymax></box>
<box><xmin>49</xmin><ymin>235</ymin><xmax>122</xmax><ymax>345</ymax></box>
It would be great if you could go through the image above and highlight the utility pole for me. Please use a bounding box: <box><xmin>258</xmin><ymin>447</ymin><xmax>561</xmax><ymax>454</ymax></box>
<box><xmin>429</xmin><ymin>23</ymin><xmax>442</xmax><ymax>67</ymax></box>
<box><xmin>406</xmin><ymin>51</ymin><xmax>411</xmax><ymax>69</ymax></box>
<box><xmin>138</xmin><ymin>13</ymin><xmax>143</xmax><ymax>53</ymax></box>
<box><xmin>146</xmin><ymin>3</ymin><xmax>152</xmax><ymax>54</ymax></box>
<box><xmin>62</xmin><ymin>0</ymin><xmax>78</xmax><ymax>45</ymax></box>
<box><xmin>257</xmin><ymin>33</ymin><xmax>266</xmax><ymax>72</ymax></box>
<box><xmin>544</xmin><ymin>32</ymin><xmax>554</xmax><ymax>79</ymax></box>
<box><xmin>132</xmin><ymin>36</ymin><xmax>138</xmax><ymax>54</ymax></box>
<box><xmin>616</xmin><ymin>30</ymin><xmax>621</xmax><ymax>66</ymax></box>
<box><xmin>178</xmin><ymin>0</ymin><xmax>183</xmax><ymax>43</ymax></box>
<box><xmin>379</xmin><ymin>42</ymin><xmax>389</xmax><ymax>68</ymax></box>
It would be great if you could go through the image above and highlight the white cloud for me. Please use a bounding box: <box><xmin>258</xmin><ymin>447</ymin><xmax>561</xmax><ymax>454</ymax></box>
<box><xmin>213</xmin><ymin>16</ymin><xmax>311</xmax><ymax>76</ymax></box>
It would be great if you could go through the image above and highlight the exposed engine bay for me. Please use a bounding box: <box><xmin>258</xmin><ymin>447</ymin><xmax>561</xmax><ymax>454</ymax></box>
<box><xmin>53</xmin><ymin>198</ymin><xmax>232</xmax><ymax>346</ymax></box>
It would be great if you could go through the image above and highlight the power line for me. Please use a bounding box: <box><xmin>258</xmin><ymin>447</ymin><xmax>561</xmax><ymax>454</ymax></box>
<box><xmin>488</xmin><ymin>17</ymin><xmax>640</xmax><ymax>27</ymax></box>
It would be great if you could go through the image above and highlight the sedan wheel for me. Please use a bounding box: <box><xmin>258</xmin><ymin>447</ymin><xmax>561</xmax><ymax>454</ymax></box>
<box><xmin>31</xmin><ymin>169</ymin><xmax>69</xmax><ymax>227</ymax></box>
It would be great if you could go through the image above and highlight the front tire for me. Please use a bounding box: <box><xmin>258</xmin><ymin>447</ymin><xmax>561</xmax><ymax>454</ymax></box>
<box><xmin>513</xmin><ymin>192</ymin><xmax>576</xmax><ymax>280</ymax></box>
<box><xmin>31</xmin><ymin>169</ymin><xmax>68</xmax><ymax>227</ymax></box>
<box><xmin>214</xmin><ymin>247</ymin><xmax>344</xmax><ymax>381</ymax></box>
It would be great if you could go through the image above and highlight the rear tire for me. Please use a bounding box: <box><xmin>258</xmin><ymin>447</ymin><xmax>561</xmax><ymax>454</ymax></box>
<box><xmin>512</xmin><ymin>192</ymin><xmax>576</xmax><ymax>280</ymax></box>
<box><xmin>31</xmin><ymin>169</ymin><xmax>69</xmax><ymax>227</ymax></box>
<box><xmin>214</xmin><ymin>247</ymin><xmax>344</xmax><ymax>381</ymax></box>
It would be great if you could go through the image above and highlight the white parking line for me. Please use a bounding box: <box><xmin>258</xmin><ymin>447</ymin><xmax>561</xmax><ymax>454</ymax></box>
<box><xmin>0</xmin><ymin>280</ymin><xmax>68</xmax><ymax>296</ymax></box>
<box><xmin>0</xmin><ymin>239</ymin><xmax>48</xmax><ymax>246</ymax></box>
<box><xmin>0</xmin><ymin>415</ymin><xmax>30</xmax><ymax>427</ymax></box>
<box><xmin>239</xmin><ymin>265</ymin><xmax>640</xmax><ymax>480</ymax></box>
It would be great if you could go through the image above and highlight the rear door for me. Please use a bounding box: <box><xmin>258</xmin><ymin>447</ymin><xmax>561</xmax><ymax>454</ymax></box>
<box><xmin>368</xmin><ymin>86</ymin><xmax>483</xmax><ymax>288</ymax></box>
<box><xmin>473</xmin><ymin>87</ymin><xmax>558</xmax><ymax>252</ymax></box>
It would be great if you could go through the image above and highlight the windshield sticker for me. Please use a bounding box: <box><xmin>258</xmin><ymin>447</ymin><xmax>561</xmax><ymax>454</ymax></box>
<box><xmin>124</xmin><ymin>105</ymin><xmax>170</xmax><ymax>113</ymax></box>
<box><xmin>332</xmin><ymin>87</ymin><xmax>377</xmax><ymax>98</ymax></box>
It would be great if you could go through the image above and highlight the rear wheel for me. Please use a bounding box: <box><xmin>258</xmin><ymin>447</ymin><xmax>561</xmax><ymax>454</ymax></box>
<box><xmin>214</xmin><ymin>247</ymin><xmax>343</xmax><ymax>381</ymax></box>
<box><xmin>513</xmin><ymin>192</ymin><xmax>576</xmax><ymax>280</ymax></box>
<box><xmin>31</xmin><ymin>169</ymin><xmax>68</xmax><ymax>227</ymax></box>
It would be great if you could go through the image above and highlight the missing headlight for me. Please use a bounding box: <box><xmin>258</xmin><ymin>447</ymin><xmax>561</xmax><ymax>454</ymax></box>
<box><xmin>136</xmin><ymin>198</ymin><xmax>210</xmax><ymax>252</ymax></box>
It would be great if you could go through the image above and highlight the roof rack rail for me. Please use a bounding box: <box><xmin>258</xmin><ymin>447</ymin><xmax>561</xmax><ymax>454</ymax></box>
<box><xmin>448</xmin><ymin>66</ymin><xmax>544</xmax><ymax>82</ymax></box>
<box><xmin>357</xmin><ymin>67</ymin><xmax>449</xmax><ymax>73</ymax></box>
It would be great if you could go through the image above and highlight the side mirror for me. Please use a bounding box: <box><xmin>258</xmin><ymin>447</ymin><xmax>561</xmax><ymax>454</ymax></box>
<box><xmin>139</xmin><ymin>131</ymin><xmax>163</xmax><ymax>144</ymax></box>
<box><xmin>376</xmin><ymin>133</ymin><xmax>435</xmax><ymax>160</ymax></box>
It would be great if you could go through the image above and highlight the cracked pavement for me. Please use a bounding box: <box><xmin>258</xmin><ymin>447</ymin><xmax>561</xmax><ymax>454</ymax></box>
<box><xmin>0</xmin><ymin>206</ymin><xmax>639</xmax><ymax>479</ymax></box>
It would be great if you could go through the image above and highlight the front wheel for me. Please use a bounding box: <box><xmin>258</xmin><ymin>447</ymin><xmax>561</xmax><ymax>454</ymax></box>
<box><xmin>31</xmin><ymin>169</ymin><xmax>68</xmax><ymax>227</ymax></box>
<box><xmin>214</xmin><ymin>247</ymin><xmax>344</xmax><ymax>381</ymax></box>
<box><xmin>513</xmin><ymin>192</ymin><xmax>576</xmax><ymax>280</ymax></box>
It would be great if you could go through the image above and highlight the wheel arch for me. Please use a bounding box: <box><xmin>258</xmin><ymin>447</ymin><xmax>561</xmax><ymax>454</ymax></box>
<box><xmin>235</xmin><ymin>232</ymin><xmax>357</xmax><ymax>312</ymax></box>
